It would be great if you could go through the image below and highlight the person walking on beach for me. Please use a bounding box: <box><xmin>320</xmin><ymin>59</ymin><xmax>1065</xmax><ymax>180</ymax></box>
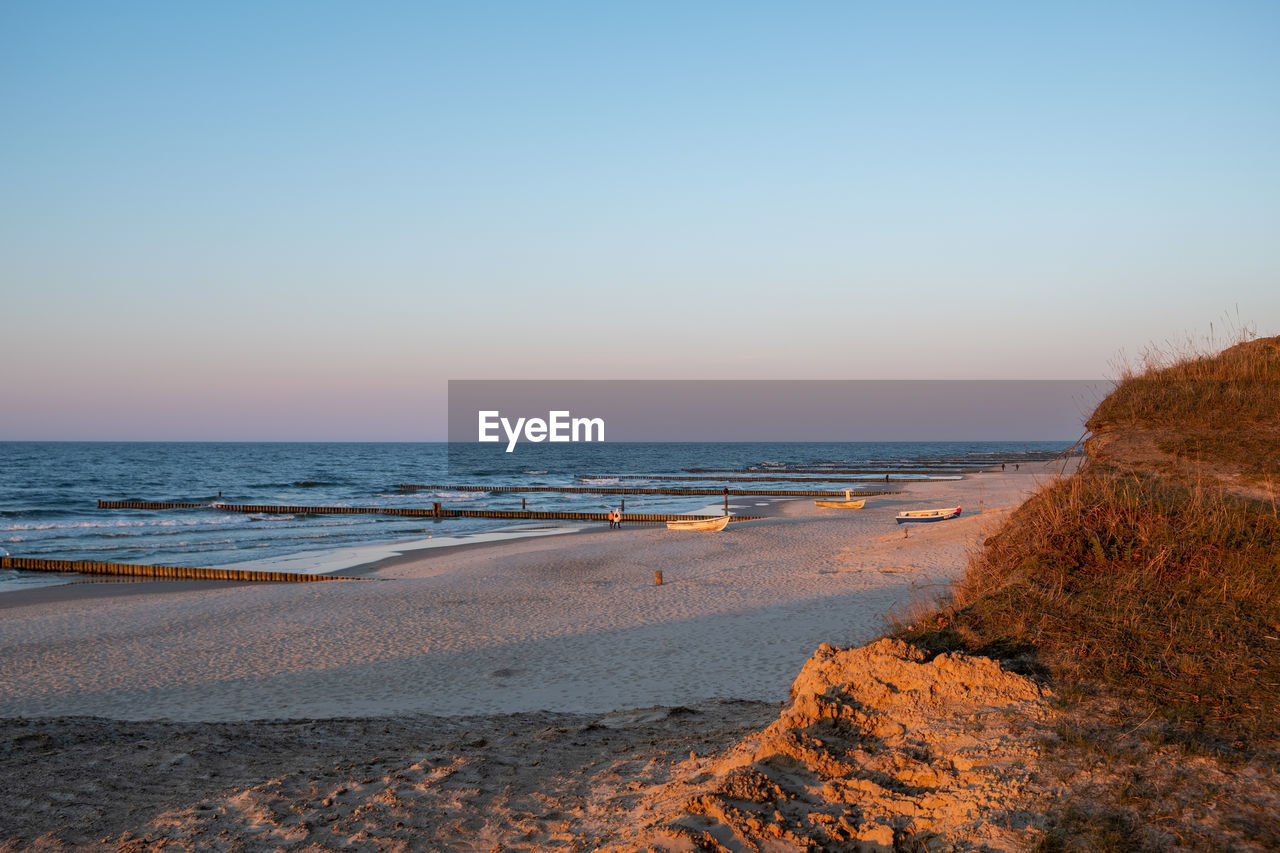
<box><xmin>615</xmin><ymin>508</ymin><xmax>622</xmax><ymax>528</ymax></box>
<box><xmin>607</xmin><ymin>509</ymin><xmax>616</xmax><ymax>529</ymax></box>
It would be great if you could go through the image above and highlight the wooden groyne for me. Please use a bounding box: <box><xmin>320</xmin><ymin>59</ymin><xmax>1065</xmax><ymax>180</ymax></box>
<box><xmin>96</xmin><ymin>500</ymin><xmax>764</xmax><ymax>524</ymax></box>
<box><xmin>576</xmin><ymin>472</ymin><xmax>951</xmax><ymax>483</ymax></box>
<box><xmin>676</xmin><ymin>468</ymin><xmax>975</xmax><ymax>477</ymax></box>
<box><xmin>0</xmin><ymin>555</ymin><xmax>355</xmax><ymax>583</ymax></box>
<box><xmin>393</xmin><ymin>484</ymin><xmax>897</xmax><ymax>497</ymax></box>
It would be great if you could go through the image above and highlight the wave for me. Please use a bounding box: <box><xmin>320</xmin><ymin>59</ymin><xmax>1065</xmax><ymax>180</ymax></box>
<box><xmin>3</xmin><ymin>516</ymin><xmax>244</xmax><ymax>532</ymax></box>
<box><xmin>523</xmin><ymin>470</ymin><xmax>549</xmax><ymax>475</ymax></box>
<box><xmin>372</xmin><ymin>492</ymin><xmax>487</xmax><ymax>501</ymax></box>
<box><xmin>0</xmin><ymin>508</ymin><xmax>70</xmax><ymax>519</ymax></box>
<box><xmin>576</xmin><ymin>477</ymin><xmax>619</xmax><ymax>485</ymax></box>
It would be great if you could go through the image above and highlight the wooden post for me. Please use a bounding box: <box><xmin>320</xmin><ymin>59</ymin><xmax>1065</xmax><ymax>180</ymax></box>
<box><xmin>723</xmin><ymin>486</ymin><xmax>729</xmax><ymax>516</ymax></box>
<box><xmin>522</xmin><ymin>497</ymin><xmax>526</xmax><ymax>510</ymax></box>
<box><xmin>433</xmin><ymin>502</ymin><xmax>441</xmax><ymax>519</ymax></box>
<box><xmin>655</xmin><ymin>570</ymin><xmax>663</xmax><ymax>586</ymax></box>
<box><xmin>621</xmin><ymin>498</ymin><xmax>625</xmax><ymax>511</ymax></box>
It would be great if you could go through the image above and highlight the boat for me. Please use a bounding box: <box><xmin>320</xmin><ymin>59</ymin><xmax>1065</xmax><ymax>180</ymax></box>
<box><xmin>665</xmin><ymin>515</ymin><xmax>731</xmax><ymax>531</ymax></box>
<box><xmin>895</xmin><ymin>507</ymin><xmax>961</xmax><ymax>524</ymax></box>
<box><xmin>814</xmin><ymin>490</ymin><xmax>866</xmax><ymax>509</ymax></box>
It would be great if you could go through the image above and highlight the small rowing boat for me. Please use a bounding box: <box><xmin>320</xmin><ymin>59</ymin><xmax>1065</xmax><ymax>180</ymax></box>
<box><xmin>814</xmin><ymin>490</ymin><xmax>866</xmax><ymax>510</ymax></box>
<box><xmin>895</xmin><ymin>506</ymin><xmax>961</xmax><ymax>524</ymax></box>
<box><xmin>665</xmin><ymin>515</ymin><xmax>731</xmax><ymax>531</ymax></box>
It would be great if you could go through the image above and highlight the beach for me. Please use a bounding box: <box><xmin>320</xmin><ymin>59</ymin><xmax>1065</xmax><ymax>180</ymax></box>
<box><xmin>0</xmin><ymin>461</ymin><xmax>1071</xmax><ymax>849</ymax></box>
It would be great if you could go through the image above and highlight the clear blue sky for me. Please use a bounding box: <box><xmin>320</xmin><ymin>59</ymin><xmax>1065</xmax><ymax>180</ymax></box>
<box><xmin>2</xmin><ymin>1</ymin><xmax>1277</xmax><ymax>439</ymax></box>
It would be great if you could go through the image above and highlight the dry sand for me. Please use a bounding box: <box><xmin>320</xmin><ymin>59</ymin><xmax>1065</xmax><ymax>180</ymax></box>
<box><xmin>0</xmin><ymin>461</ymin><xmax>1073</xmax><ymax>850</ymax></box>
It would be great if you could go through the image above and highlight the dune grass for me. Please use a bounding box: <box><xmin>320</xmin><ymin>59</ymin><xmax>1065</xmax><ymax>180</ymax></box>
<box><xmin>892</xmin><ymin>333</ymin><xmax>1280</xmax><ymax>850</ymax></box>
<box><xmin>903</xmin><ymin>470</ymin><xmax>1280</xmax><ymax>749</ymax></box>
<box><xmin>1088</xmin><ymin>336</ymin><xmax>1280</xmax><ymax>483</ymax></box>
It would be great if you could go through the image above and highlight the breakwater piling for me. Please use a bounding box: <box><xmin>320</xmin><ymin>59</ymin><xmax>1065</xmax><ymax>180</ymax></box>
<box><xmin>680</xmin><ymin>467</ymin><xmax>977</xmax><ymax>475</ymax></box>
<box><xmin>576</xmin><ymin>473</ymin><xmax>958</xmax><ymax>483</ymax></box>
<box><xmin>96</xmin><ymin>500</ymin><xmax>764</xmax><ymax>524</ymax></box>
<box><xmin>392</xmin><ymin>484</ymin><xmax>896</xmax><ymax>498</ymax></box>
<box><xmin>0</xmin><ymin>555</ymin><xmax>355</xmax><ymax>583</ymax></box>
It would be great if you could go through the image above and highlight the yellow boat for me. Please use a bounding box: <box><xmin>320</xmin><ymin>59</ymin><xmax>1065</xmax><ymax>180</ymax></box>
<box><xmin>814</xmin><ymin>499</ymin><xmax>865</xmax><ymax>509</ymax></box>
<box><xmin>814</xmin><ymin>490</ymin><xmax>866</xmax><ymax>509</ymax></box>
<box><xmin>665</xmin><ymin>515</ymin><xmax>731</xmax><ymax>531</ymax></box>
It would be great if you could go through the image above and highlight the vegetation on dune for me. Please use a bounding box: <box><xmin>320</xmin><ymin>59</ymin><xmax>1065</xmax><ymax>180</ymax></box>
<box><xmin>1089</xmin><ymin>335</ymin><xmax>1280</xmax><ymax>487</ymax></box>
<box><xmin>917</xmin><ymin>471</ymin><xmax>1280</xmax><ymax>746</ymax></box>
<box><xmin>893</xmin><ymin>332</ymin><xmax>1280</xmax><ymax>851</ymax></box>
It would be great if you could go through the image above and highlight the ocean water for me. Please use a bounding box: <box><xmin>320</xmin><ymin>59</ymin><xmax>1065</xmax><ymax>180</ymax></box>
<box><xmin>0</xmin><ymin>441</ymin><xmax>1070</xmax><ymax>592</ymax></box>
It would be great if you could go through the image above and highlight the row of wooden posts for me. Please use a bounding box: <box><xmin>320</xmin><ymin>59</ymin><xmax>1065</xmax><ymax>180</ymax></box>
<box><xmin>676</xmin><ymin>467</ymin><xmax>976</xmax><ymax>475</ymax></box>
<box><xmin>570</xmin><ymin>472</ymin><xmax>967</xmax><ymax>481</ymax></box>
<box><xmin>393</xmin><ymin>484</ymin><xmax>897</xmax><ymax>497</ymax></box>
<box><xmin>0</xmin><ymin>555</ymin><xmax>356</xmax><ymax>583</ymax></box>
<box><xmin>96</xmin><ymin>499</ymin><xmax>764</xmax><ymax>524</ymax></box>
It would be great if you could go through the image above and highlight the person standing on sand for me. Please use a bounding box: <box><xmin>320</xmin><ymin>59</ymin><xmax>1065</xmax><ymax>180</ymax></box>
<box><xmin>607</xmin><ymin>509</ymin><xmax>615</xmax><ymax>529</ymax></box>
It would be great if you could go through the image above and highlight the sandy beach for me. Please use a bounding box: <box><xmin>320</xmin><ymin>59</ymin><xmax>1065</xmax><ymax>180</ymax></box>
<box><xmin>0</xmin><ymin>461</ymin><xmax>1073</xmax><ymax>849</ymax></box>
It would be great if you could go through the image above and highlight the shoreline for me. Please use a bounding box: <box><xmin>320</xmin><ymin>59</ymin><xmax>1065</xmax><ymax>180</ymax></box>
<box><xmin>0</xmin><ymin>495</ymin><xmax>801</xmax><ymax>599</ymax></box>
<box><xmin>329</xmin><ymin>494</ymin><xmax>801</xmax><ymax>578</ymax></box>
<box><xmin>0</xmin><ymin>495</ymin><xmax>804</xmax><ymax>607</ymax></box>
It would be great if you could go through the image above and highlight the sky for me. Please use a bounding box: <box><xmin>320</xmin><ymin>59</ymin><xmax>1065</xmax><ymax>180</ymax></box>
<box><xmin>1</xmin><ymin>1</ymin><xmax>1277</xmax><ymax>440</ymax></box>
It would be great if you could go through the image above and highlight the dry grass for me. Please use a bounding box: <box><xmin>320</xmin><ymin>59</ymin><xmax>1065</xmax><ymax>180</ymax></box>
<box><xmin>913</xmin><ymin>470</ymin><xmax>1280</xmax><ymax>748</ymax></box>
<box><xmin>1089</xmin><ymin>335</ymin><xmax>1280</xmax><ymax>483</ymax></box>
<box><xmin>892</xmin><ymin>332</ymin><xmax>1280</xmax><ymax>851</ymax></box>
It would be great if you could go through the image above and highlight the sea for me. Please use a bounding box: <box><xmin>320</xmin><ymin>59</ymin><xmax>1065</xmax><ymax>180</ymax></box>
<box><xmin>0</xmin><ymin>441</ymin><xmax>1071</xmax><ymax>593</ymax></box>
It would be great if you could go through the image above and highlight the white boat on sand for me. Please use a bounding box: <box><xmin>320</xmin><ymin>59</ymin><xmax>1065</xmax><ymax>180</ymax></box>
<box><xmin>895</xmin><ymin>507</ymin><xmax>961</xmax><ymax>524</ymax></box>
<box><xmin>666</xmin><ymin>515</ymin><xmax>731</xmax><ymax>531</ymax></box>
